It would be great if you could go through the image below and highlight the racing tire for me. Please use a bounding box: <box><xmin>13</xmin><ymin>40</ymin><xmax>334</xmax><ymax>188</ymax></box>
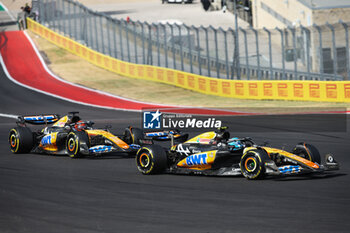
<box><xmin>240</xmin><ymin>149</ymin><xmax>269</xmax><ymax>180</ymax></box>
<box><xmin>9</xmin><ymin>127</ymin><xmax>34</xmax><ymax>154</ymax></box>
<box><xmin>123</xmin><ymin>127</ymin><xmax>144</xmax><ymax>145</ymax></box>
<box><xmin>292</xmin><ymin>143</ymin><xmax>321</xmax><ymax>164</ymax></box>
<box><xmin>136</xmin><ymin>145</ymin><xmax>168</xmax><ymax>175</ymax></box>
<box><xmin>66</xmin><ymin>131</ymin><xmax>90</xmax><ymax>158</ymax></box>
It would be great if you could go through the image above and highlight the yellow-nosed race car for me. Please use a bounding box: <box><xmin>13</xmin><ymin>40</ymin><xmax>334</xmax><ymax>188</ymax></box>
<box><xmin>136</xmin><ymin>127</ymin><xmax>339</xmax><ymax>179</ymax></box>
<box><xmin>9</xmin><ymin>112</ymin><xmax>188</xmax><ymax>158</ymax></box>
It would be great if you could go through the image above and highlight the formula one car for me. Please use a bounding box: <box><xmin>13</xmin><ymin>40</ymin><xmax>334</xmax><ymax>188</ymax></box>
<box><xmin>9</xmin><ymin>112</ymin><xmax>188</xmax><ymax>158</ymax></box>
<box><xmin>135</xmin><ymin>127</ymin><xmax>339</xmax><ymax>179</ymax></box>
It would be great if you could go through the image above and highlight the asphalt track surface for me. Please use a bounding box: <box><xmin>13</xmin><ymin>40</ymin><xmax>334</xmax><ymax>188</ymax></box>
<box><xmin>0</xmin><ymin>40</ymin><xmax>350</xmax><ymax>233</ymax></box>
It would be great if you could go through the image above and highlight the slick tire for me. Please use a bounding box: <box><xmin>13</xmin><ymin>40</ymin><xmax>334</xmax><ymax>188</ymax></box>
<box><xmin>136</xmin><ymin>145</ymin><xmax>168</xmax><ymax>175</ymax></box>
<box><xmin>123</xmin><ymin>127</ymin><xmax>144</xmax><ymax>145</ymax></box>
<box><xmin>66</xmin><ymin>131</ymin><xmax>90</xmax><ymax>158</ymax></box>
<box><xmin>240</xmin><ymin>149</ymin><xmax>269</xmax><ymax>180</ymax></box>
<box><xmin>292</xmin><ymin>143</ymin><xmax>321</xmax><ymax>164</ymax></box>
<box><xmin>9</xmin><ymin>127</ymin><xmax>34</xmax><ymax>154</ymax></box>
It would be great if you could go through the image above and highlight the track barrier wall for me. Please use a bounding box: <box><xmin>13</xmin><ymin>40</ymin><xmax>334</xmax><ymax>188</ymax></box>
<box><xmin>27</xmin><ymin>18</ymin><xmax>350</xmax><ymax>103</ymax></box>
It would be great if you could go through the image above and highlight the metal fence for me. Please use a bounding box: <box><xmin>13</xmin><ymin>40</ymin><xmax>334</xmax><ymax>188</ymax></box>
<box><xmin>34</xmin><ymin>0</ymin><xmax>349</xmax><ymax>81</ymax></box>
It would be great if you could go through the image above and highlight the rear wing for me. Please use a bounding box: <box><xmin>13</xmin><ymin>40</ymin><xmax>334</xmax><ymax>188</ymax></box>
<box><xmin>17</xmin><ymin>114</ymin><xmax>60</xmax><ymax>125</ymax></box>
<box><xmin>145</xmin><ymin>130</ymin><xmax>188</xmax><ymax>143</ymax></box>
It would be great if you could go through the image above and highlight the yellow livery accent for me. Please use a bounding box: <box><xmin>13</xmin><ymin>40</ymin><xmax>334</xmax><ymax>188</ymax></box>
<box><xmin>185</xmin><ymin>132</ymin><xmax>216</xmax><ymax>144</ymax></box>
<box><xmin>53</xmin><ymin>116</ymin><xmax>69</xmax><ymax>127</ymax></box>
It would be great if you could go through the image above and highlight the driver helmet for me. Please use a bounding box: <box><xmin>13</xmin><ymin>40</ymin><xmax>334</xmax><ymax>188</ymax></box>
<box><xmin>74</xmin><ymin>121</ymin><xmax>88</xmax><ymax>131</ymax></box>
<box><xmin>228</xmin><ymin>137</ymin><xmax>244</xmax><ymax>151</ymax></box>
<box><xmin>215</xmin><ymin>131</ymin><xmax>230</xmax><ymax>142</ymax></box>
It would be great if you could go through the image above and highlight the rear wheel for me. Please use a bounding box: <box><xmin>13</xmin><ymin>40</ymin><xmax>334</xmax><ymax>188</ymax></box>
<box><xmin>123</xmin><ymin>127</ymin><xmax>144</xmax><ymax>145</ymax></box>
<box><xmin>136</xmin><ymin>145</ymin><xmax>168</xmax><ymax>174</ymax></box>
<box><xmin>9</xmin><ymin>127</ymin><xmax>34</xmax><ymax>153</ymax></box>
<box><xmin>66</xmin><ymin>131</ymin><xmax>90</xmax><ymax>158</ymax></box>
<box><xmin>240</xmin><ymin>149</ymin><xmax>269</xmax><ymax>180</ymax></box>
<box><xmin>292</xmin><ymin>143</ymin><xmax>321</xmax><ymax>164</ymax></box>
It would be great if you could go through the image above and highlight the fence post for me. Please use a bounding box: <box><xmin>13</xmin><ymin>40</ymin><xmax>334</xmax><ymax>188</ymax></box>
<box><xmin>44</xmin><ymin>0</ymin><xmax>48</xmax><ymax>26</ymax></box>
<box><xmin>133</xmin><ymin>21</ymin><xmax>138</xmax><ymax>64</ymax></box>
<box><xmin>186</xmin><ymin>25</ymin><xmax>193</xmax><ymax>74</ymax></box>
<box><xmin>326</xmin><ymin>23</ymin><xmax>338</xmax><ymax>80</ymax></box>
<box><xmin>87</xmin><ymin>9</ymin><xmax>93</xmax><ymax>48</ymax></box>
<box><xmin>50</xmin><ymin>0</ymin><xmax>56</xmax><ymax>30</ymax></box>
<box><xmin>162</xmin><ymin>24</ymin><xmax>169</xmax><ymax>68</ymax></box>
<box><xmin>98</xmin><ymin>15</ymin><xmax>105</xmax><ymax>54</ymax></box>
<box><xmin>300</xmin><ymin>26</ymin><xmax>311</xmax><ymax>80</ymax></box>
<box><xmin>39</xmin><ymin>0</ymin><xmax>43</xmax><ymax>24</ymax></box>
<box><xmin>79</xmin><ymin>3</ymin><xmax>85</xmax><ymax>42</ymax></box>
<box><xmin>170</xmin><ymin>23</ymin><xmax>176</xmax><ymax>69</ymax></box>
<box><xmin>177</xmin><ymin>23</ymin><xmax>184</xmax><ymax>71</ymax></box>
<box><xmin>73</xmin><ymin>2</ymin><xmax>77</xmax><ymax>39</ymax></box>
<box><xmin>263</xmin><ymin>27</ymin><xmax>273</xmax><ymax>80</ymax></box>
<box><xmin>125</xmin><ymin>19</ymin><xmax>131</xmax><ymax>62</ymax></box>
<box><xmin>61</xmin><ymin>0</ymin><xmax>66</xmax><ymax>34</ymax></box>
<box><xmin>125</xmin><ymin>20</ymin><xmax>131</xmax><ymax>62</ymax></box>
<box><xmin>233</xmin><ymin>0</ymin><xmax>241</xmax><ymax>79</ymax></box>
<box><xmin>67</xmin><ymin>0</ymin><xmax>72</xmax><ymax>37</ymax></box>
<box><xmin>38</xmin><ymin>0</ymin><xmax>42</xmax><ymax>24</ymax></box>
<box><xmin>140</xmin><ymin>22</ymin><xmax>145</xmax><ymax>64</ymax></box>
<box><xmin>211</xmin><ymin>26</ymin><xmax>220</xmax><ymax>78</ymax></box>
<box><xmin>240</xmin><ymin>27</ymin><xmax>250</xmax><ymax>80</ymax></box>
<box><xmin>147</xmin><ymin>23</ymin><xmax>153</xmax><ymax>65</ymax></box>
<box><xmin>275</xmin><ymin>27</ymin><xmax>286</xmax><ymax>80</ymax></box>
<box><xmin>340</xmin><ymin>20</ymin><xmax>350</xmax><ymax>80</ymax></box>
<box><xmin>118</xmin><ymin>19</ymin><xmax>124</xmax><ymax>61</ymax></box>
<box><xmin>93</xmin><ymin>13</ymin><xmax>99</xmax><ymax>52</ymax></box>
<box><xmin>313</xmin><ymin>24</ymin><xmax>324</xmax><ymax>80</ymax></box>
<box><xmin>81</xmin><ymin>5</ymin><xmax>86</xmax><ymax>44</ymax></box>
<box><xmin>194</xmin><ymin>26</ymin><xmax>202</xmax><ymax>75</ymax></box>
<box><xmin>222</xmin><ymin>28</ymin><xmax>229</xmax><ymax>79</ymax></box>
<box><xmin>79</xmin><ymin>3</ymin><xmax>84</xmax><ymax>41</ymax></box>
<box><xmin>229</xmin><ymin>29</ymin><xmax>235</xmax><ymax>79</ymax></box>
<box><xmin>288</xmin><ymin>26</ymin><xmax>298</xmax><ymax>80</ymax></box>
<box><xmin>155</xmin><ymin>23</ymin><xmax>161</xmax><ymax>67</ymax></box>
<box><xmin>203</xmin><ymin>26</ymin><xmax>211</xmax><ymax>77</ymax></box>
<box><xmin>251</xmin><ymin>27</ymin><xmax>261</xmax><ymax>80</ymax></box>
<box><xmin>112</xmin><ymin>19</ymin><xmax>118</xmax><ymax>59</ymax></box>
<box><xmin>106</xmin><ymin>16</ymin><xmax>112</xmax><ymax>57</ymax></box>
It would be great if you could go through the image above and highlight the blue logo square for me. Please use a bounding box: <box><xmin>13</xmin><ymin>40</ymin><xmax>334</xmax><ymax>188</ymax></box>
<box><xmin>143</xmin><ymin>110</ymin><xmax>162</xmax><ymax>129</ymax></box>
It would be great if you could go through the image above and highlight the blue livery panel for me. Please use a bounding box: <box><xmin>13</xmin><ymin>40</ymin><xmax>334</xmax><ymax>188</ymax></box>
<box><xmin>185</xmin><ymin>153</ymin><xmax>208</xmax><ymax>166</ymax></box>
<box><xmin>22</xmin><ymin>115</ymin><xmax>59</xmax><ymax>124</ymax></box>
<box><xmin>41</xmin><ymin>135</ymin><xmax>53</xmax><ymax>146</ymax></box>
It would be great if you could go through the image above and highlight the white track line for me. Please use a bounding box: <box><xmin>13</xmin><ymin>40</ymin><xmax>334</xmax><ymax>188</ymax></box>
<box><xmin>0</xmin><ymin>113</ymin><xmax>18</xmax><ymax>119</ymax></box>
<box><xmin>0</xmin><ymin>53</ymin><xmax>141</xmax><ymax>112</ymax></box>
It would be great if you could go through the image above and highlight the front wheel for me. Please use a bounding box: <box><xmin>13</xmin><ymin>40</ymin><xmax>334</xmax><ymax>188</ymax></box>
<box><xmin>136</xmin><ymin>145</ymin><xmax>168</xmax><ymax>174</ymax></box>
<box><xmin>66</xmin><ymin>131</ymin><xmax>90</xmax><ymax>158</ymax></box>
<box><xmin>240</xmin><ymin>149</ymin><xmax>269</xmax><ymax>180</ymax></box>
<box><xmin>292</xmin><ymin>143</ymin><xmax>321</xmax><ymax>164</ymax></box>
<box><xmin>9</xmin><ymin>127</ymin><xmax>34</xmax><ymax>153</ymax></box>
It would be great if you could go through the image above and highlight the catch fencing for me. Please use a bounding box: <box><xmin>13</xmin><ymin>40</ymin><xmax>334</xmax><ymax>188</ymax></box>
<box><xmin>34</xmin><ymin>0</ymin><xmax>349</xmax><ymax>81</ymax></box>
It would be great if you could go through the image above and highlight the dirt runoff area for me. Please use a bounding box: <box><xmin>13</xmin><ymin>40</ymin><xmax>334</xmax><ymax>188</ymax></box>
<box><xmin>26</xmin><ymin>30</ymin><xmax>350</xmax><ymax>113</ymax></box>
